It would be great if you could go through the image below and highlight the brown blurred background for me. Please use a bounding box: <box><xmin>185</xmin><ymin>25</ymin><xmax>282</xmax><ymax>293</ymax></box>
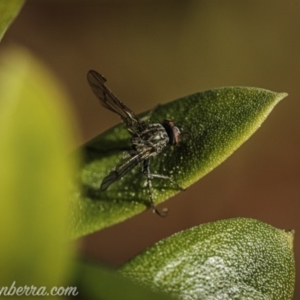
<box><xmin>2</xmin><ymin>0</ymin><xmax>300</xmax><ymax>298</ymax></box>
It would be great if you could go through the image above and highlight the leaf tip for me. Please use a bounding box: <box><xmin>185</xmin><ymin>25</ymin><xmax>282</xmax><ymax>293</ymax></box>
<box><xmin>276</xmin><ymin>92</ymin><xmax>288</xmax><ymax>102</ymax></box>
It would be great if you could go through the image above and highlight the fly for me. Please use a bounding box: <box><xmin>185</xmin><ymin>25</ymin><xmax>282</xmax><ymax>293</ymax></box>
<box><xmin>87</xmin><ymin>70</ymin><xmax>184</xmax><ymax>217</ymax></box>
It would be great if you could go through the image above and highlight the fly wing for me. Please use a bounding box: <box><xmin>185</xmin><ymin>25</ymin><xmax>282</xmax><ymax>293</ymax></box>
<box><xmin>87</xmin><ymin>70</ymin><xmax>141</xmax><ymax>132</ymax></box>
<box><xmin>100</xmin><ymin>151</ymin><xmax>149</xmax><ymax>191</ymax></box>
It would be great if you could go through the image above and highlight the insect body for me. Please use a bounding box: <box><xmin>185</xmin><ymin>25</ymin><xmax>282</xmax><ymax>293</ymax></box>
<box><xmin>87</xmin><ymin>70</ymin><xmax>183</xmax><ymax>216</ymax></box>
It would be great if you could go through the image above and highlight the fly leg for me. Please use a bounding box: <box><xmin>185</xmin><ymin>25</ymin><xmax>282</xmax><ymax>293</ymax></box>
<box><xmin>149</xmin><ymin>173</ymin><xmax>185</xmax><ymax>191</ymax></box>
<box><xmin>142</xmin><ymin>159</ymin><xmax>168</xmax><ymax>217</ymax></box>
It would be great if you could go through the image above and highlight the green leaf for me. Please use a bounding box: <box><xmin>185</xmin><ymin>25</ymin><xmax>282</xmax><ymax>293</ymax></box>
<box><xmin>0</xmin><ymin>0</ymin><xmax>24</xmax><ymax>42</ymax></box>
<box><xmin>0</xmin><ymin>48</ymin><xmax>78</xmax><ymax>288</ymax></box>
<box><xmin>72</xmin><ymin>261</ymin><xmax>175</xmax><ymax>300</ymax></box>
<box><xmin>71</xmin><ymin>86</ymin><xmax>287</xmax><ymax>238</ymax></box>
<box><xmin>120</xmin><ymin>218</ymin><xmax>295</xmax><ymax>300</ymax></box>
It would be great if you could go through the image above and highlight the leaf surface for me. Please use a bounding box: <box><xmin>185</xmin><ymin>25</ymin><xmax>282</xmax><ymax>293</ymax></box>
<box><xmin>71</xmin><ymin>85</ymin><xmax>287</xmax><ymax>238</ymax></box>
<box><xmin>121</xmin><ymin>218</ymin><xmax>295</xmax><ymax>300</ymax></box>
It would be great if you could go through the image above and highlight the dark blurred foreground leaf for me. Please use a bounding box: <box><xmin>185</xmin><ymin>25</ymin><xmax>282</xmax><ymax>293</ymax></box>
<box><xmin>120</xmin><ymin>218</ymin><xmax>295</xmax><ymax>300</ymax></box>
<box><xmin>71</xmin><ymin>261</ymin><xmax>175</xmax><ymax>300</ymax></box>
<box><xmin>71</xmin><ymin>86</ymin><xmax>287</xmax><ymax>238</ymax></box>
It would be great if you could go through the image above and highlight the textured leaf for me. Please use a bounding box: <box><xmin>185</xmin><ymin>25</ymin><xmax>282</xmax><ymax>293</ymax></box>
<box><xmin>0</xmin><ymin>0</ymin><xmax>24</xmax><ymax>42</ymax></box>
<box><xmin>120</xmin><ymin>218</ymin><xmax>295</xmax><ymax>300</ymax></box>
<box><xmin>0</xmin><ymin>48</ymin><xmax>77</xmax><ymax>288</ymax></box>
<box><xmin>71</xmin><ymin>86</ymin><xmax>287</xmax><ymax>238</ymax></box>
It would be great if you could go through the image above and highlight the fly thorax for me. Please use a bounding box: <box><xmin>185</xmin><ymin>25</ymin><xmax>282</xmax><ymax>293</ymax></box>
<box><xmin>142</xmin><ymin>123</ymin><xmax>169</xmax><ymax>145</ymax></box>
<box><xmin>130</xmin><ymin>123</ymin><xmax>169</xmax><ymax>152</ymax></box>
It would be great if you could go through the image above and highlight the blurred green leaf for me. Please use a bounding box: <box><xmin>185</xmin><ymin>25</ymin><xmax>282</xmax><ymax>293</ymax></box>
<box><xmin>71</xmin><ymin>85</ymin><xmax>287</xmax><ymax>238</ymax></box>
<box><xmin>72</xmin><ymin>261</ymin><xmax>175</xmax><ymax>300</ymax></box>
<box><xmin>0</xmin><ymin>48</ymin><xmax>78</xmax><ymax>289</ymax></box>
<box><xmin>0</xmin><ymin>0</ymin><xmax>24</xmax><ymax>42</ymax></box>
<box><xmin>120</xmin><ymin>218</ymin><xmax>295</xmax><ymax>300</ymax></box>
